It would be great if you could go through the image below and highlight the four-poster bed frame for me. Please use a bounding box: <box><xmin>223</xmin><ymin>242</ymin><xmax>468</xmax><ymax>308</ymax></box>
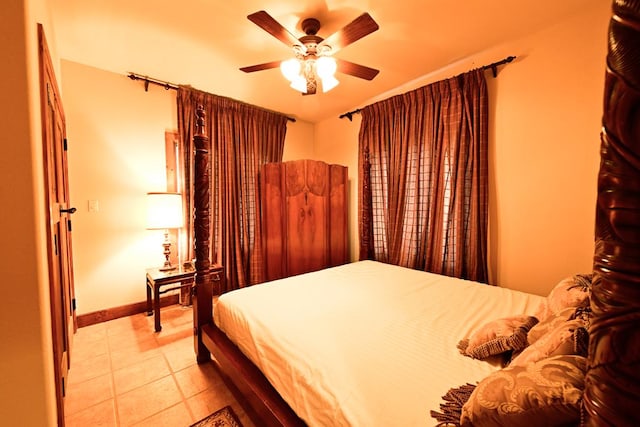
<box><xmin>191</xmin><ymin>2</ymin><xmax>639</xmax><ymax>425</ymax></box>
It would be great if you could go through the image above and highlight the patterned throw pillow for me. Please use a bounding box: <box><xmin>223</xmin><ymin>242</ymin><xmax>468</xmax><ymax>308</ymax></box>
<box><xmin>458</xmin><ymin>315</ymin><xmax>539</xmax><ymax>360</ymax></box>
<box><xmin>527</xmin><ymin>307</ymin><xmax>576</xmax><ymax>345</ymax></box>
<box><xmin>535</xmin><ymin>274</ymin><xmax>592</xmax><ymax>322</ymax></box>
<box><xmin>510</xmin><ymin>307</ymin><xmax>590</xmax><ymax>367</ymax></box>
<box><xmin>460</xmin><ymin>355</ymin><xmax>587</xmax><ymax>427</ymax></box>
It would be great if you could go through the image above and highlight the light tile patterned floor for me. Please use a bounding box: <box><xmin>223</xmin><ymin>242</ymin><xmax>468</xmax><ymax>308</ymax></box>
<box><xmin>64</xmin><ymin>305</ymin><xmax>255</xmax><ymax>427</ymax></box>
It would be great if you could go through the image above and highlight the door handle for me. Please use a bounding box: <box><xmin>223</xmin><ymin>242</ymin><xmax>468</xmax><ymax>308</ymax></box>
<box><xmin>60</xmin><ymin>207</ymin><xmax>77</xmax><ymax>214</ymax></box>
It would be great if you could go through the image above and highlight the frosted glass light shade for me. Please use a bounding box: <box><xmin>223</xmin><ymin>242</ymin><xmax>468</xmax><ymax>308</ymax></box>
<box><xmin>321</xmin><ymin>75</ymin><xmax>339</xmax><ymax>92</ymax></box>
<box><xmin>316</xmin><ymin>56</ymin><xmax>337</xmax><ymax>79</ymax></box>
<box><xmin>146</xmin><ymin>192</ymin><xmax>184</xmax><ymax>229</ymax></box>
<box><xmin>290</xmin><ymin>76</ymin><xmax>308</xmax><ymax>93</ymax></box>
<box><xmin>280</xmin><ymin>58</ymin><xmax>301</xmax><ymax>82</ymax></box>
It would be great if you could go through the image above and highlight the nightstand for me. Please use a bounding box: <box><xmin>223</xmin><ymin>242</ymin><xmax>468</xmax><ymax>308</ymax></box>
<box><xmin>146</xmin><ymin>266</ymin><xmax>195</xmax><ymax>332</ymax></box>
<box><xmin>145</xmin><ymin>264</ymin><xmax>222</xmax><ymax>332</ymax></box>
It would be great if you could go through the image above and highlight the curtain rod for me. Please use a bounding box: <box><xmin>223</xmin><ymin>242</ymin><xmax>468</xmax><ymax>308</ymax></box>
<box><xmin>127</xmin><ymin>72</ymin><xmax>296</xmax><ymax>122</ymax></box>
<box><xmin>339</xmin><ymin>55</ymin><xmax>516</xmax><ymax>121</ymax></box>
<box><xmin>128</xmin><ymin>73</ymin><xmax>179</xmax><ymax>91</ymax></box>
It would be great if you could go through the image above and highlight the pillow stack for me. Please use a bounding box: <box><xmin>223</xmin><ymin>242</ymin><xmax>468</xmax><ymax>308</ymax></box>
<box><xmin>434</xmin><ymin>273</ymin><xmax>593</xmax><ymax>427</ymax></box>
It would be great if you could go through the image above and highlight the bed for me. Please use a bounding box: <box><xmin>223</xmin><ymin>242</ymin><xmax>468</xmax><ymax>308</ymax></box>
<box><xmin>215</xmin><ymin>260</ymin><xmax>546</xmax><ymax>426</ymax></box>
<box><xmin>191</xmin><ymin>3</ymin><xmax>640</xmax><ymax>426</ymax></box>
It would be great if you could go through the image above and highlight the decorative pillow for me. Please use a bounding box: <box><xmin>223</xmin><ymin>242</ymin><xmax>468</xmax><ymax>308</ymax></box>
<box><xmin>509</xmin><ymin>311</ymin><xmax>589</xmax><ymax>367</ymax></box>
<box><xmin>458</xmin><ymin>315</ymin><xmax>538</xmax><ymax>360</ymax></box>
<box><xmin>535</xmin><ymin>274</ymin><xmax>592</xmax><ymax>322</ymax></box>
<box><xmin>527</xmin><ymin>307</ymin><xmax>577</xmax><ymax>345</ymax></box>
<box><xmin>460</xmin><ymin>355</ymin><xmax>587</xmax><ymax>427</ymax></box>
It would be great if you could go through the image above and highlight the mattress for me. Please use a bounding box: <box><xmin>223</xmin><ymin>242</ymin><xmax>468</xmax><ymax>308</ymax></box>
<box><xmin>214</xmin><ymin>260</ymin><xmax>545</xmax><ymax>427</ymax></box>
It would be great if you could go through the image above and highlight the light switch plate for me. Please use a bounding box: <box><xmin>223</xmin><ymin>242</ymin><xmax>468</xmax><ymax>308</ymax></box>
<box><xmin>88</xmin><ymin>199</ymin><xmax>99</xmax><ymax>213</ymax></box>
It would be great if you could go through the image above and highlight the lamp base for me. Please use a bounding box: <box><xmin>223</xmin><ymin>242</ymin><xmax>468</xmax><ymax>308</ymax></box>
<box><xmin>159</xmin><ymin>263</ymin><xmax>177</xmax><ymax>272</ymax></box>
<box><xmin>159</xmin><ymin>230</ymin><xmax>177</xmax><ymax>271</ymax></box>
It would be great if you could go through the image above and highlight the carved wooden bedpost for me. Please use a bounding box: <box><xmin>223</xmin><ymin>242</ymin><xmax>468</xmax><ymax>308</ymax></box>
<box><xmin>583</xmin><ymin>1</ymin><xmax>640</xmax><ymax>425</ymax></box>
<box><xmin>192</xmin><ymin>105</ymin><xmax>213</xmax><ymax>363</ymax></box>
<box><xmin>359</xmin><ymin>147</ymin><xmax>374</xmax><ymax>260</ymax></box>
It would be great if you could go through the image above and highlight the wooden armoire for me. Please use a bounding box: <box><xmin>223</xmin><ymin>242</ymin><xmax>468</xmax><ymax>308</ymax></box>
<box><xmin>261</xmin><ymin>159</ymin><xmax>348</xmax><ymax>281</ymax></box>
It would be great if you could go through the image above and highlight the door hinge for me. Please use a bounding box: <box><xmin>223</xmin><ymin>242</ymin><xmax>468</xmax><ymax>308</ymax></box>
<box><xmin>63</xmin><ymin>138</ymin><xmax>68</xmax><ymax>151</ymax></box>
<box><xmin>54</xmin><ymin>234</ymin><xmax>58</xmax><ymax>256</ymax></box>
<box><xmin>46</xmin><ymin>82</ymin><xmax>51</xmax><ymax>106</ymax></box>
<box><xmin>67</xmin><ymin>219</ymin><xmax>72</xmax><ymax>232</ymax></box>
<box><xmin>61</xmin><ymin>376</ymin><xmax>66</xmax><ymax>397</ymax></box>
<box><xmin>72</xmin><ymin>298</ymin><xmax>76</xmax><ymax>312</ymax></box>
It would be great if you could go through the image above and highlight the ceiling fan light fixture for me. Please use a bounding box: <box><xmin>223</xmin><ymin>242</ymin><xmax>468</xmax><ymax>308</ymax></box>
<box><xmin>280</xmin><ymin>58</ymin><xmax>301</xmax><ymax>82</ymax></box>
<box><xmin>241</xmin><ymin>11</ymin><xmax>379</xmax><ymax>95</ymax></box>
<box><xmin>321</xmin><ymin>75</ymin><xmax>339</xmax><ymax>92</ymax></box>
<box><xmin>316</xmin><ymin>56</ymin><xmax>337</xmax><ymax>79</ymax></box>
<box><xmin>316</xmin><ymin>56</ymin><xmax>339</xmax><ymax>92</ymax></box>
<box><xmin>290</xmin><ymin>76</ymin><xmax>308</xmax><ymax>93</ymax></box>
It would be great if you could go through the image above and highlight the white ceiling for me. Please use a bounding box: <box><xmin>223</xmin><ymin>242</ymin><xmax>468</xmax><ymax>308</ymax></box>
<box><xmin>51</xmin><ymin>0</ymin><xmax>594</xmax><ymax>123</ymax></box>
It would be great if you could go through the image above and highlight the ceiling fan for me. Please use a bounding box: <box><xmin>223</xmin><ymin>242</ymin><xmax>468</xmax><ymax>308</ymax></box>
<box><xmin>240</xmin><ymin>10</ymin><xmax>380</xmax><ymax>95</ymax></box>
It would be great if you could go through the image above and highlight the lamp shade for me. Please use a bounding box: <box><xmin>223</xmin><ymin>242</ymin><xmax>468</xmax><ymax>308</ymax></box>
<box><xmin>290</xmin><ymin>76</ymin><xmax>308</xmax><ymax>93</ymax></box>
<box><xmin>315</xmin><ymin>56</ymin><xmax>337</xmax><ymax>79</ymax></box>
<box><xmin>146</xmin><ymin>192</ymin><xmax>184</xmax><ymax>229</ymax></box>
<box><xmin>280</xmin><ymin>58</ymin><xmax>301</xmax><ymax>82</ymax></box>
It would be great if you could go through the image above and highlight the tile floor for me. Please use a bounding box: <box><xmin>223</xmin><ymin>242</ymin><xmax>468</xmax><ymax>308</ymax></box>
<box><xmin>64</xmin><ymin>304</ymin><xmax>255</xmax><ymax>427</ymax></box>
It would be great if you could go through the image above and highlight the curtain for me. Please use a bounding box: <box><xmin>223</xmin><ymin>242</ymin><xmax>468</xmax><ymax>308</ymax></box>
<box><xmin>177</xmin><ymin>87</ymin><xmax>288</xmax><ymax>292</ymax></box>
<box><xmin>358</xmin><ymin>69</ymin><xmax>488</xmax><ymax>282</ymax></box>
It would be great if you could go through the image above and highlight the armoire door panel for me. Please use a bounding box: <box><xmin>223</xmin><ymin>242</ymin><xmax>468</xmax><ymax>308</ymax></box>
<box><xmin>261</xmin><ymin>163</ymin><xmax>286</xmax><ymax>281</ymax></box>
<box><xmin>261</xmin><ymin>159</ymin><xmax>348</xmax><ymax>281</ymax></box>
<box><xmin>285</xmin><ymin>189</ymin><xmax>328</xmax><ymax>276</ymax></box>
<box><xmin>305</xmin><ymin>159</ymin><xmax>329</xmax><ymax>197</ymax></box>
<box><xmin>329</xmin><ymin>165</ymin><xmax>348</xmax><ymax>266</ymax></box>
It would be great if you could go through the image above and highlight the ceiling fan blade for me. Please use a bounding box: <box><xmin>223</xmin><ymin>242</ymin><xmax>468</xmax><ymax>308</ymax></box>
<box><xmin>319</xmin><ymin>13</ymin><xmax>379</xmax><ymax>54</ymax></box>
<box><xmin>336</xmin><ymin>58</ymin><xmax>379</xmax><ymax>80</ymax></box>
<box><xmin>248</xmin><ymin>10</ymin><xmax>302</xmax><ymax>48</ymax></box>
<box><xmin>240</xmin><ymin>60</ymin><xmax>282</xmax><ymax>73</ymax></box>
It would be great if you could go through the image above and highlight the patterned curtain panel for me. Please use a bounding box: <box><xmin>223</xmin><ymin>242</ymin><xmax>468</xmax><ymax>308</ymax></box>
<box><xmin>358</xmin><ymin>69</ymin><xmax>488</xmax><ymax>282</ymax></box>
<box><xmin>177</xmin><ymin>87</ymin><xmax>288</xmax><ymax>292</ymax></box>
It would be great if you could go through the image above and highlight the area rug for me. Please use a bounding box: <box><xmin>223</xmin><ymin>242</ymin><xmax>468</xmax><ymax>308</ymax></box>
<box><xmin>190</xmin><ymin>405</ymin><xmax>243</xmax><ymax>427</ymax></box>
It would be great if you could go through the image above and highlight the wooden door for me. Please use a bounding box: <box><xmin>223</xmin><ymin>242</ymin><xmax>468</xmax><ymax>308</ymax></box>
<box><xmin>38</xmin><ymin>24</ymin><xmax>77</xmax><ymax>424</ymax></box>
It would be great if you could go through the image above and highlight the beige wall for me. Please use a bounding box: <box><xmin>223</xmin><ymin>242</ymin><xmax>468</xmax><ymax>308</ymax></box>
<box><xmin>63</xmin><ymin>60</ymin><xmax>178</xmax><ymax>314</ymax></box>
<box><xmin>313</xmin><ymin>119</ymin><xmax>361</xmax><ymax>261</ymax></box>
<box><xmin>315</xmin><ymin>3</ymin><xmax>609</xmax><ymax>296</ymax></box>
<box><xmin>488</xmin><ymin>5</ymin><xmax>608</xmax><ymax>294</ymax></box>
<box><xmin>282</xmin><ymin>119</ymin><xmax>315</xmax><ymax>160</ymax></box>
<box><xmin>0</xmin><ymin>0</ymin><xmax>59</xmax><ymax>425</ymax></box>
<box><xmin>62</xmin><ymin>60</ymin><xmax>314</xmax><ymax>315</ymax></box>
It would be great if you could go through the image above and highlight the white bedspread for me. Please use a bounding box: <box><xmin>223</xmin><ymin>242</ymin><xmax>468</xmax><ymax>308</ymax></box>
<box><xmin>214</xmin><ymin>260</ymin><xmax>544</xmax><ymax>427</ymax></box>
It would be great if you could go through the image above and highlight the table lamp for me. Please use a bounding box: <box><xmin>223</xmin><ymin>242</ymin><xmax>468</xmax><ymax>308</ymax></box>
<box><xmin>146</xmin><ymin>192</ymin><xmax>184</xmax><ymax>271</ymax></box>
